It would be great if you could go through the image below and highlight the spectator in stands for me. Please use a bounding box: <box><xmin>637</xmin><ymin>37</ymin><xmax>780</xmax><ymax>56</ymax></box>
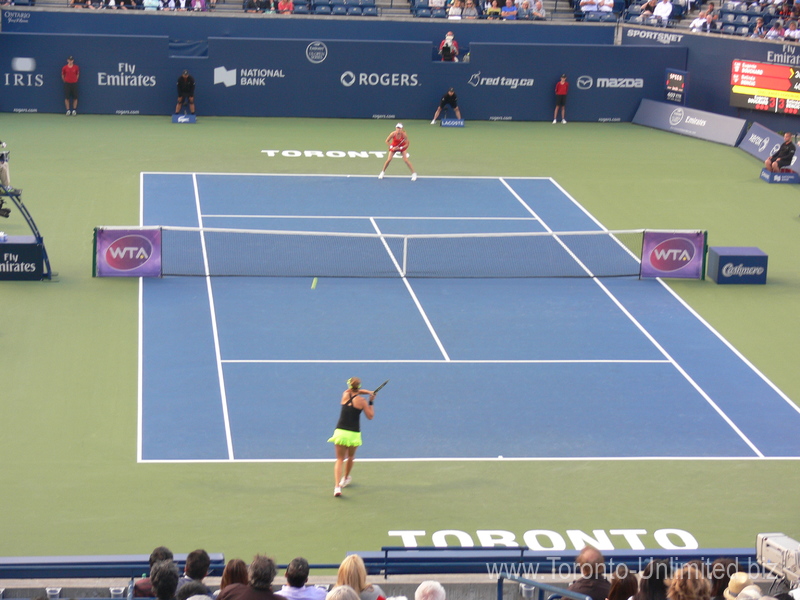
<box><xmin>335</xmin><ymin>555</ymin><xmax>386</xmax><ymax>600</ymax></box>
<box><xmin>143</xmin><ymin>0</ymin><xmax>160</xmax><ymax>9</ymax></box>
<box><xmin>152</xmin><ymin>560</ymin><xmax>181</xmax><ymax>600</ymax></box>
<box><xmin>415</xmin><ymin>582</ymin><xmax>446</xmax><ymax>600</ymax></box>
<box><xmin>176</xmin><ymin>549</ymin><xmax>213</xmax><ymax>597</ymax></box>
<box><xmin>502</xmin><ymin>0</ymin><xmax>519</xmax><ymax>17</ymax></box>
<box><xmin>667</xmin><ymin>564</ymin><xmax>711</xmax><ymax>600</ymax></box>
<box><xmin>326</xmin><ymin>588</ymin><xmax>360</xmax><ymax>600</ymax></box>
<box><xmin>722</xmin><ymin>571</ymin><xmax>753</xmax><ymax>600</ymax></box>
<box><xmin>278</xmin><ymin>0</ymin><xmax>294</xmax><ymax>12</ymax></box>
<box><xmin>639</xmin><ymin>0</ymin><xmax>658</xmax><ymax>16</ymax></box>
<box><xmin>689</xmin><ymin>9</ymin><xmax>708</xmax><ymax>28</ymax></box>
<box><xmin>217</xmin><ymin>555</ymin><xmax>283</xmax><ymax>600</ymax></box>
<box><xmin>214</xmin><ymin>559</ymin><xmax>249</xmax><ymax>599</ymax></box>
<box><xmin>517</xmin><ymin>1</ymin><xmax>533</xmax><ymax>18</ymax></box>
<box><xmin>278</xmin><ymin>557</ymin><xmax>327</xmax><ymax>600</ymax></box>
<box><xmin>708</xmin><ymin>559</ymin><xmax>737</xmax><ymax>600</ymax></box>
<box><xmin>486</xmin><ymin>0</ymin><xmax>502</xmax><ymax>17</ymax></box>
<box><xmin>463</xmin><ymin>0</ymin><xmax>479</xmax><ymax>16</ymax></box>
<box><xmin>448</xmin><ymin>0</ymin><xmax>464</xmax><ymax>18</ymax></box>
<box><xmin>178</xmin><ymin>582</ymin><xmax>214</xmax><ymax>600</ymax></box>
<box><xmin>598</xmin><ymin>0</ymin><xmax>614</xmax><ymax>11</ymax></box>
<box><xmin>438</xmin><ymin>32</ymin><xmax>459</xmax><ymax>61</ymax></box>
<box><xmin>785</xmin><ymin>19</ymin><xmax>800</xmax><ymax>38</ymax></box>
<box><xmin>633</xmin><ymin>560</ymin><xmax>671</xmax><ymax>600</ymax></box>
<box><xmin>580</xmin><ymin>0</ymin><xmax>599</xmax><ymax>12</ymax></box>
<box><xmin>766</xmin><ymin>19</ymin><xmax>786</xmax><ymax>38</ymax></box>
<box><xmin>750</xmin><ymin>16</ymin><xmax>767</xmax><ymax>36</ymax></box>
<box><xmin>531</xmin><ymin>0</ymin><xmax>547</xmax><ymax>18</ymax></box>
<box><xmin>566</xmin><ymin>546</ymin><xmax>610</xmax><ymax>600</ymax></box>
<box><xmin>135</xmin><ymin>546</ymin><xmax>175</xmax><ymax>597</ymax></box>
<box><xmin>653</xmin><ymin>0</ymin><xmax>673</xmax><ymax>22</ymax></box>
<box><xmin>608</xmin><ymin>568</ymin><xmax>639</xmax><ymax>600</ymax></box>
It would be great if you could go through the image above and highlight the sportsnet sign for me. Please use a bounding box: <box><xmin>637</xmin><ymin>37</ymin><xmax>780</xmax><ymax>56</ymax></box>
<box><xmin>94</xmin><ymin>227</ymin><xmax>162</xmax><ymax>277</ymax></box>
<box><xmin>640</xmin><ymin>230</ymin><xmax>706</xmax><ymax>279</ymax></box>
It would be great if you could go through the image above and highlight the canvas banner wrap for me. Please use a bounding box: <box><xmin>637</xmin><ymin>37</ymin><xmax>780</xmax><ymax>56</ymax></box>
<box><xmin>94</xmin><ymin>227</ymin><xmax>162</xmax><ymax>277</ymax></box>
<box><xmin>640</xmin><ymin>230</ymin><xmax>706</xmax><ymax>279</ymax></box>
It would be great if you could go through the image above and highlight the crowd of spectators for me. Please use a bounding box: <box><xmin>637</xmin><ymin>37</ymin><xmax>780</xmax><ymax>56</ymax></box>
<box><xmin>131</xmin><ymin>547</ymin><xmax>447</xmax><ymax>600</ymax></box>
<box><xmin>127</xmin><ymin>545</ymin><xmax>791</xmax><ymax>600</ymax></box>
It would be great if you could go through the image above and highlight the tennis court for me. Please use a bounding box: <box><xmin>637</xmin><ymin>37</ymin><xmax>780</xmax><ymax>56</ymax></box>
<box><xmin>138</xmin><ymin>173</ymin><xmax>800</xmax><ymax>463</ymax></box>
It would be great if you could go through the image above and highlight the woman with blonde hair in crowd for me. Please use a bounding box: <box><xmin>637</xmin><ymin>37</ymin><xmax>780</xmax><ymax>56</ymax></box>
<box><xmin>668</xmin><ymin>564</ymin><xmax>712</xmax><ymax>600</ymax></box>
<box><xmin>335</xmin><ymin>556</ymin><xmax>385</xmax><ymax>600</ymax></box>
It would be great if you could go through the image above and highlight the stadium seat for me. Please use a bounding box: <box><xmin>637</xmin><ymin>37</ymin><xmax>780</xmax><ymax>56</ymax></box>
<box><xmin>721</xmin><ymin>11</ymin><xmax>735</xmax><ymax>22</ymax></box>
<box><xmin>599</xmin><ymin>11</ymin><xmax>616</xmax><ymax>20</ymax></box>
<box><xmin>292</xmin><ymin>2</ymin><xmax>309</xmax><ymax>10</ymax></box>
<box><xmin>360</xmin><ymin>0</ymin><xmax>374</xmax><ymax>6</ymax></box>
<box><xmin>362</xmin><ymin>4</ymin><xmax>377</xmax><ymax>13</ymax></box>
<box><xmin>314</xmin><ymin>4</ymin><xmax>331</xmax><ymax>12</ymax></box>
<box><xmin>584</xmin><ymin>10</ymin><xmax>602</xmax><ymax>19</ymax></box>
<box><xmin>415</xmin><ymin>6</ymin><xmax>430</xmax><ymax>15</ymax></box>
<box><xmin>734</xmin><ymin>13</ymin><xmax>748</xmax><ymax>24</ymax></box>
<box><xmin>721</xmin><ymin>23</ymin><xmax>736</xmax><ymax>33</ymax></box>
<box><xmin>735</xmin><ymin>25</ymin><xmax>749</xmax><ymax>34</ymax></box>
<box><xmin>329</xmin><ymin>0</ymin><xmax>343</xmax><ymax>5</ymax></box>
<box><xmin>431</xmin><ymin>6</ymin><xmax>446</xmax><ymax>15</ymax></box>
<box><xmin>331</xmin><ymin>4</ymin><xmax>346</xmax><ymax>12</ymax></box>
<box><xmin>746</xmin><ymin>3</ymin><xmax>760</xmax><ymax>13</ymax></box>
<box><xmin>347</xmin><ymin>4</ymin><xmax>361</xmax><ymax>12</ymax></box>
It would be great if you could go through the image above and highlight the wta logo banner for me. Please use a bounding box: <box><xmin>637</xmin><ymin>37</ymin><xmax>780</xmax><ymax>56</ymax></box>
<box><xmin>94</xmin><ymin>227</ymin><xmax>162</xmax><ymax>277</ymax></box>
<box><xmin>640</xmin><ymin>230</ymin><xmax>706</xmax><ymax>279</ymax></box>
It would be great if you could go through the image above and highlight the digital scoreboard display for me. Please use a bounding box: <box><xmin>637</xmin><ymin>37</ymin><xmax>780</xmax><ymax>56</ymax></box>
<box><xmin>665</xmin><ymin>69</ymin><xmax>687</xmax><ymax>104</ymax></box>
<box><xmin>730</xmin><ymin>59</ymin><xmax>800</xmax><ymax>115</ymax></box>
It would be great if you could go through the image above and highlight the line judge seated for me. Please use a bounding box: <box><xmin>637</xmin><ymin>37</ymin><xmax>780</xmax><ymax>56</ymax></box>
<box><xmin>765</xmin><ymin>132</ymin><xmax>796</xmax><ymax>173</ymax></box>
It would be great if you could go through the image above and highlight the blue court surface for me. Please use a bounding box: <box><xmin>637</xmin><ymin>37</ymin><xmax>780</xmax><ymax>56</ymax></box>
<box><xmin>139</xmin><ymin>173</ymin><xmax>800</xmax><ymax>462</ymax></box>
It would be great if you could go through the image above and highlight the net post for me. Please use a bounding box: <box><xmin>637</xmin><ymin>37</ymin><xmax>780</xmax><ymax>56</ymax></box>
<box><xmin>402</xmin><ymin>236</ymin><xmax>408</xmax><ymax>277</ymax></box>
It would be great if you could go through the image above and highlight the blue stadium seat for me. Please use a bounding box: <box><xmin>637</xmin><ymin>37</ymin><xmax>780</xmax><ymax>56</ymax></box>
<box><xmin>600</xmin><ymin>12</ymin><xmax>616</xmax><ymax>20</ymax></box>
<box><xmin>584</xmin><ymin>11</ymin><xmax>602</xmax><ymax>20</ymax></box>
<box><xmin>734</xmin><ymin>14</ymin><xmax>748</xmax><ymax>24</ymax></box>
<box><xmin>347</xmin><ymin>5</ymin><xmax>361</xmax><ymax>13</ymax></box>
<box><xmin>431</xmin><ymin>6</ymin><xmax>446</xmax><ymax>15</ymax></box>
<box><xmin>292</xmin><ymin>2</ymin><xmax>309</xmax><ymax>10</ymax></box>
<box><xmin>314</xmin><ymin>4</ymin><xmax>331</xmax><ymax>12</ymax></box>
<box><xmin>362</xmin><ymin>5</ymin><xmax>378</xmax><ymax>14</ymax></box>
<box><xmin>360</xmin><ymin>0</ymin><xmax>374</xmax><ymax>6</ymax></box>
<box><xmin>746</xmin><ymin>3</ymin><xmax>760</xmax><ymax>13</ymax></box>
<box><xmin>331</xmin><ymin>4</ymin><xmax>346</xmax><ymax>12</ymax></box>
<box><xmin>721</xmin><ymin>23</ymin><xmax>736</xmax><ymax>33</ymax></box>
<box><xmin>415</xmin><ymin>6</ymin><xmax>430</xmax><ymax>15</ymax></box>
<box><xmin>735</xmin><ymin>25</ymin><xmax>749</xmax><ymax>34</ymax></box>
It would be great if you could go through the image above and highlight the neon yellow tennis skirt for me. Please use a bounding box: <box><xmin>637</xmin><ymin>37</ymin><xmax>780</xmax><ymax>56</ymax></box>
<box><xmin>328</xmin><ymin>428</ymin><xmax>362</xmax><ymax>447</ymax></box>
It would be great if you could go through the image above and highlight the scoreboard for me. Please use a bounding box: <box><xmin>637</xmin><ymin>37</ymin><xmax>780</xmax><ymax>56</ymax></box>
<box><xmin>665</xmin><ymin>68</ymin><xmax>687</xmax><ymax>104</ymax></box>
<box><xmin>730</xmin><ymin>59</ymin><xmax>800</xmax><ymax>115</ymax></box>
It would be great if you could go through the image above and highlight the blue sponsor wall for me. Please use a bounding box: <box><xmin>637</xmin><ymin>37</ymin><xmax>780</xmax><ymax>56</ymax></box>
<box><xmin>0</xmin><ymin>31</ymin><xmax>687</xmax><ymax>119</ymax></box>
<box><xmin>622</xmin><ymin>26</ymin><xmax>800</xmax><ymax>133</ymax></box>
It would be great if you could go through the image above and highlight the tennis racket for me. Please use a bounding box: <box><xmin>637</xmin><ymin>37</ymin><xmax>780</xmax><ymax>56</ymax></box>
<box><xmin>373</xmin><ymin>380</ymin><xmax>389</xmax><ymax>394</ymax></box>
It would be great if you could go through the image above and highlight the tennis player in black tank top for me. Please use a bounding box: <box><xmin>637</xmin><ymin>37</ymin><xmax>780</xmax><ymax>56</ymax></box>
<box><xmin>327</xmin><ymin>377</ymin><xmax>376</xmax><ymax>497</ymax></box>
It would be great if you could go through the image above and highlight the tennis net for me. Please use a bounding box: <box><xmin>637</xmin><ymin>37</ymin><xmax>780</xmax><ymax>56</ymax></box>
<box><xmin>157</xmin><ymin>226</ymin><xmax>646</xmax><ymax>278</ymax></box>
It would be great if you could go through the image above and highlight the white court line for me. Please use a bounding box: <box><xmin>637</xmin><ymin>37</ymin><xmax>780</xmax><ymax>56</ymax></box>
<box><xmin>137</xmin><ymin>172</ymin><xmax>145</xmax><ymax>462</ymax></box>
<box><xmin>369</xmin><ymin>217</ymin><xmax>450</xmax><ymax>361</ymax></box>
<box><xmin>222</xmin><ymin>359</ymin><xmax>670</xmax><ymax>364</ymax></box>
<box><xmin>193</xmin><ymin>173</ymin><xmax>236</xmax><ymax>461</ymax></box>
<box><xmin>139</xmin><ymin>455</ymin><xmax>800</xmax><ymax>464</ymax></box>
<box><xmin>505</xmin><ymin>177</ymin><xmax>765</xmax><ymax>458</ymax></box>
<box><xmin>203</xmin><ymin>214</ymin><xmax>539</xmax><ymax>221</ymax></box>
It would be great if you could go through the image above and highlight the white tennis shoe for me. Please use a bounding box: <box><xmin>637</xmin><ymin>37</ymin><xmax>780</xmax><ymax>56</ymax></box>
<box><xmin>334</xmin><ymin>486</ymin><xmax>342</xmax><ymax>497</ymax></box>
<box><xmin>378</xmin><ymin>171</ymin><xmax>384</xmax><ymax>180</ymax></box>
<box><xmin>339</xmin><ymin>476</ymin><xmax>352</xmax><ymax>488</ymax></box>
<box><xmin>411</xmin><ymin>173</ymin><xmax>417</xmax><ymax>182</ymax></box>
